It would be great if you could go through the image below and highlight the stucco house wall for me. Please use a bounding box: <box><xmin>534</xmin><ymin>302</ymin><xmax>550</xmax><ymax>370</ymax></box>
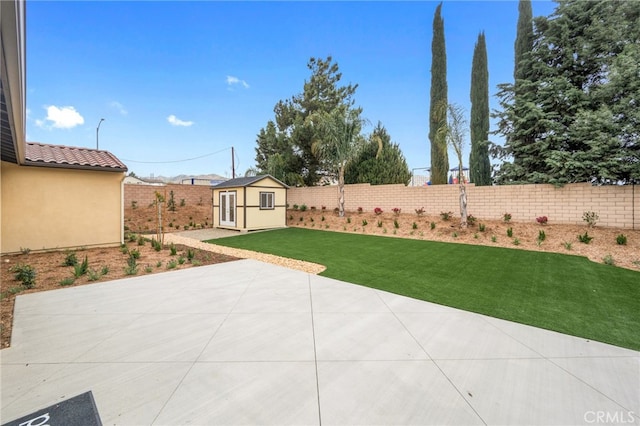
<box><xmin>1</xmin><ymin>162</ymin><xmax>125</xmax><ymax>253</ymax></box>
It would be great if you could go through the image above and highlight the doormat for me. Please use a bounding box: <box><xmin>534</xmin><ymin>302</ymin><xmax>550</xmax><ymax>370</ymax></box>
<box><xmin>2</xmin><ymin>391</ymin><xmax>102</xmax><ymax>426</ymax></box>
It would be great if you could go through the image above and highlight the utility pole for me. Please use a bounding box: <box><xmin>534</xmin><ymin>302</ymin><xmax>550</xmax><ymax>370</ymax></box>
<box><xmin>96</xmin><ymin>118</ymin><xmax>105</xmax><ymax>149</ymax></box>
<box><xmin>231</xmin><ymin>146</ymin><xmax>236</xmax><ymax>178</ymax></box>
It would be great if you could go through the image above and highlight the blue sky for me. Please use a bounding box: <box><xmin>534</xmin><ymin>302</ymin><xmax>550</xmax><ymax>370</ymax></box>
<box><xmin>25</xmin><ymin>1</ymin><xmax>556</xmax><ymax>179</ymax></box>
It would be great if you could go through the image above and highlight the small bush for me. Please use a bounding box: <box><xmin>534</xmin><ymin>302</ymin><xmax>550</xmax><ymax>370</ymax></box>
<box><xmin>362</xmin><ymin>219</ymin><xmax>368</xmax><ymax>226</ymax></box>
<box><xmin>503</xmin><ymin>213</ymin><xmax>512</xmax><ymax>223</ymax></box>
<box><xmin>131</xmin><ymin>200</ymin><xmax>138</xmax><ymax>209</ymax></box>
<box><xmin>392</xmin><ymin>208</ymin><xmax>401</xmax><ymax>215</ymax></box>
<box><xmin>151</xmin><ymin>238</ymin><xmax>162</xmax><ymax>252</ymax></box>
<box><xmin>602</xmin><ymin>255</ymin><xmax>615</xmax><ymax>266</ymax></box>
<box><xmin>563</xmin><ymin>241</ymin><xmax>573</xmax><ymax>250</ymax></box>
<box><xmin>20</xmin><ymin>247</ymin><xmax>31</xmax><ymax>255</ymax></box>
<box><xmin>130</xmin><ymin>249</ymin><xmax>141</xmax><ymax>259</ymax></box>
<box><xmin>59</xmin><ymin>277</ymin><xmax>75</xmax><ymax>286</ymax></box>
<box><xmin>144</xmin><ymin>265</ymin><xmax>153</xmax><ymax>273</ymax></box>
<box><xmin>412</xmin><ymin>222</ymin><xmax>418</xmax><ymax>230</ymax></box>
<box><xmin>288</xmin><ymin>215</ymin><xmax>293</xmax><ymax>221</ymax></box>
<box><xmin>180</xmin><ymin>198</ymin><xmax>186</xmax><ymax>207</ymax></box>
<box><xmin>347</xmin><ymin>217</ymin><xmax>351</xmax><ymax>224</ymax></box>
<box><xmin>128</xmin><ymin>233</ymin><xmax>137</xmax><ymax>243</ymax></box>
<box><xmin>299</xmin><ymin>217</ymin><xmax>304</xmax><ymax>222</ymax></box>
<box><xmin>187</xmin><ymin>249</ymin><xmax>195</xmax><ymax>260</ymax></box>
<box><xmin>100</xmin><ymin>265</ymin><xmax>109</xmax><ymax>275</ymax></box>
<box><xmin>178</xmin><ymin>256</ymin><xmax>186</xmax><ymax>265</ymax></box>
<box><xmin>506</xmin><ymin>227</ymin><xmax>513</xmax><ymax>238</ymax></box>
<box><xmin>120</xmin><ymin>246</ymin><xmax>129</xmax><ymax>254</ymax></box>
<box><xmin>377</xmin><ymin>220</ymin><xmax>383</xmax><ymax>228</ymax></box>
<box><xmin>491</xmin><ymin>235</ymin><xmax>497</xmax><ymax>243</ymax></box>
<box><xmin>63</xmin><ymin>251</ymin><xmax>78</xmax><ymax>266</ymax></box>
<box><xmin>440</xmin><ymin>211</ymin><xmax>453</xmax><ymax>221</ymax></box>
<box><xmin>467</xmin><ymin>215</ymin><xmax>477</xmax><ymax>226</ymax></box>
<box><xmin>478</xmin><ymin>223</ymin><xmax>486</xmax><ymax>232</ymax></box>
<box><xmin>124</xmin><ymin>255</ymin><xmax>138</xmax><ymax>275</ymax></box>
<box><xmin>321</xmin><ymin>216</ymin><xmax>325</xmax><ymax>221</ymax></box>
<box><xmin>536</xmin><ymin>216</ymin><xmax>548</xmax><ymax>225</ymax></box>
<box><xmin>167</xmin><ymin>259</ymin><xmax>178</xmax><ymax>269</ymax></box>
<box><xmin>156</xmin><ymin>261</ymin><xmax>163</xmax><ymax>268</ymax></box>
<box><xmin>11</xmin><ymin>263</ymin><xmax>37</xmax><ymax>288</ymax></box>
<box><xmin>393</xmin><ymin>219</ymin><xmax>400</xmax><ymax>229</ymax></box>
<box><xmin>452</xmin><ymin>232</ymin><xmax>458</xmax><ymax>238</ymax></box>
<box><xmin>430</xmin><ymin>221</ymin><xmax>436</xmax><ymax>230</ymax></box>
<box><xmin>538</xmin><ymin>230</ymin><xmax>546</xmax><ymax>243</ymax></box>
<box><xmin>473</xmin><ymin>233</ymin><xmax>479</xmax><ymax>239</ymax></box>
<box><xmin>578</xmin><ymin>231</ymin><xmax>593</xmax><ymax>244</ymax></box>
<box><xmin>299</xmin><ymin>204</ymin><xmax>307</xmax><ymax>212</ymax></box>
<box><xmin>415</xmin><ymin>207</ymin><xmax>425</xmax><ymax>216</ymax></box>
<box><xmin>616</xmin><ymin>234</ymin><xmax>627</xmax><ymax>245</ymax></box>
<box><xmin>170</xmin><ymin>243</ymin><xmax>177</xmax><ymax>256</ymax></box>
<box><xmin>137</xmin><ymin>235</ymin><xmax>146</xmax><ymax>246</ymax></box>
<box><xmin>87</xmin><ymin>268</ymin><xmax>100</xmax><ymax>282</ymax></box>
<box><xmin>191</xmin><ymin>259</ymin><xmax>202</xmax><ymax>266</ymax></box>
<box><xmin>374</xmin><ymin>207</ymin><xmax>383</xmax><ymax>215</ymax></box>
<box><xmin>73</xmin><ymin>256</ymin><xmax>89</xmax><ymax>278</ymax></box>
<box><xmin>357</xmin><ymin>207</ymin><xmax>363</xmax><ymax>214</ymax></box>
<box><xmin>513</xmin><ymin>238</ymin><xmax>520</xmax><ymax>246</ymax></box>
<box><xmin>582</xmin><ymin>211</ymin><xmax>599</xmax><ymax>228</ymax></box>
<box><xmin>293</xmin><ymin>204</ymin><xmax>299</xmax><ymax>210</ymax></box>
<box><xmin>310</xmin><ymin>217</ymin><xmax>314</xmax><ymax>222</ymax></box>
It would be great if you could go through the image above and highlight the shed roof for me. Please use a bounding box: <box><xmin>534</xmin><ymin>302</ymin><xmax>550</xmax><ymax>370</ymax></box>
<box><xmin>25</xmin><ymin>142</ymin><xmax>128</xmax><ymax>172</ymax></box>
<box><xmin>213</xmin><ymin>175</ymin><xmax>288</xmax><ymax>189</ymax></box>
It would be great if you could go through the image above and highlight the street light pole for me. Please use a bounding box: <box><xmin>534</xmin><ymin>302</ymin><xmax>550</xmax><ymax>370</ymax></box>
<box><xmin>96</xmin><ymin>118</ymin><xmax>105</xmax><ymax>149</ymax></box>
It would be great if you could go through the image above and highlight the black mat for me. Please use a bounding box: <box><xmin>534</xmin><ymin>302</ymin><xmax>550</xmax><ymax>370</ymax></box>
<box><xmin>2</xmin><ymin>391</ymin><xmax>102</xmax><ymax>426</ymax></box>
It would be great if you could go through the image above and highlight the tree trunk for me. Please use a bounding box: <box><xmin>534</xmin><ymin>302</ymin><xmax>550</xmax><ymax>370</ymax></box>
<box><xmin>338</xmin><ymin>167</ymin><xmax>345</xmax><ymax>217</ymax></box>
<box><xmin>459</xmin><ymin>183</ymin><xmax>468</xmax><ymax>228</ymax></box>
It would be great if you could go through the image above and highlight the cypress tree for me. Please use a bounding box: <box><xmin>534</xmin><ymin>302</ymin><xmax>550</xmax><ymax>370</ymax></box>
<box><xmin>429</xmin><ymin>2</ymin><xmax>449</xmax><ymax>185</ymax></box>
<box><xmin>514</xmin><ymin>0</ymin><xmax>533</xmax><ymax>82</ymax></box>
<box><xmin>469</xmin><ymin>32</ymin><xmax>491</xmax><ymax>186</ymax></box>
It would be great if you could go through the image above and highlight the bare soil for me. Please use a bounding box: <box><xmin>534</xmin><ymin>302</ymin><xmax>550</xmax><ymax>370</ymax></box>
<box><xmin>1</xmin><ymin>239</ymin><xmax>238</xmax><ymax>349</ymax></box>
<box><xmin>125</xmin><ymin>204</ymin><xmax>213</xmax><ymax>234</ymax></box>
<box><xmin>287</xmin><ymin>208</ymin><xmax>640</xmax><ymax>271</ymax></box>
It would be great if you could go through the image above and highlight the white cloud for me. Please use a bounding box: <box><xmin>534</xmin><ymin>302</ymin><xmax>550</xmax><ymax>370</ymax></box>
<box><xmin>39</xmin><ymin>105</ymin><xmax>85</xmax><ymax>129</ymax></box>
<box><xmin>109</xmin><ymin>101</ymin><xmax>128</xmax><ymax>115</ymax></box>
<box><xmin>167</xmin><ymin>114</ymin><xmax>194</xmax><ymax>127</ymax></box>
<box><xmin>226</xmin><ymin>75</ymin><xmax>249</xmax><ymax>89</ymax></box>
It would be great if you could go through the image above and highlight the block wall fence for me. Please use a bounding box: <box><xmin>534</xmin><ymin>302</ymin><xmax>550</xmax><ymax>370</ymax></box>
<box><xmin>287</xmin><ymin>183</ymin><xmax>639</xmax><ymax>229</ymax></box>
<box><xmin>124</xmin><ymin>184</ymin><xmax>213</xmax><ymax>208</ymax></box>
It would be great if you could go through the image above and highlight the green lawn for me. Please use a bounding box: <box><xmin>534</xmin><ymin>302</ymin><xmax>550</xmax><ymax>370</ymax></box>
<box><xmin>209</xmin><ymin>228</ymin><xmax>640</xmax><ymax>351</ymax></box>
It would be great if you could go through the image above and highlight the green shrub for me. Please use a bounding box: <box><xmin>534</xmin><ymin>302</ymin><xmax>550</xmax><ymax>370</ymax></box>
<box><xmin>20</xmin><ymin>247</ymin><xmax>31</xmax><ymax>255</ymax></box>
<box><xmin>440</xmin><ymin>211</ymin><xmax>452</xmax><ymax>221</ymax></box>
<box><xmin>506</xmin><ymin>227</ymin><xmax>513</xmax><ymax>238</ymax></box>
<box><xmin>478</xmin><ymin>223</ymin><xmax>486</xmax><ymax>232</ymax></box>
<box><xmin>347</xmin><ymin>217</ymin><xmax>351</xmax><ymax>224</ymax></box>
<box><xmin>59</xmin><ymin>277</ymin><xmax>75</xmax><ymax>286</ymax></box>
<box><xmin>513</xmin><ymin>238</ymin><xmax>520</xmax><ymax>246</ymax></box>
<box><xmin>137</xmin><ymin>235</ymin><xmax>146</xmax><ymax>246</ymax></box>
<box><xmin>11</xmin><ymin>263</ymin><xmax>37</xmax><ymax>288</ymax></box>
<box><xmin>180</xmin><ymin>198</ymin><xmax>186</xmax><ymax>207</ymax></box>
<box><xmin>412</xmin><ymin>222</ymin><xmax>418</xmax><ymax>230</ymax></box>
<box><xmin>578</xmin><ymin>231</ymin><xmax>593</xmax><ymax>244</ymax></box>
<box><xmin>394</xmin><ymin>219</ymin><xmax>400</xmax><ymax>229</ymax></box>
<box><xmin>87</xmin><ymin>268</ymin><xmax>100</xmax><ymax>281</ymax></box>
<box><xmin>288</xmin><ymin>215</ymin><xmax>293</xmax><ymax>221</ymax></box>
<box><xmin>299</xmin><ymin>204</ymin><xmax>307</xmax><ymax>212</ymax></box>
<box><xmin>170</xmin><ymin>243</ymin><xmax>177</xmax><ymax>256</ymax></box>
<box><xmin>467</xmin><ymin>215</ymin><xmax>477</xmax><ymax>226</ymax></box>
<box><xmin>130</xmin><ymin>249</ymin><xmax>141</xmax><ymax>259</ymax></box>
<box><xmin>362</xmin><ymin>219</ymin><xmax>368</xmax><ymax>226</ymax></box>
<box><xmin>321</xmin><ymin>216</ymin><xmax>325</xmax><ymax>221</ymax></box>
<box><xmin>491</xmin><ymin>235</ymin><xmax>497</xmax><ymax>243</ymax></box>
<box><xmin>151</xmin><ymin>238</ymin><xmax>162</xmax><ymax>252</ymax></box>
<box><xmin>128</xmin><ymin>233</ymin><xmax>137</xmax><ymax>243</ymax></box>
<box><xmin>503</xmin><ymin>213</ymin><xmax>512</xmax><ymax>222</ymax></box>
<box><xmin>191</xmin><ymin>260</ymin><xmax>202</xmax><ymax>266</ymax></box>
<box><xmin>156</xmin><ymin>261</ymin><xmax>163</xmax><ymax>268</ymax></box>
<box><xmin>63</xmin><ymin>251</ymin><xmax>78</xmax><ymax>266</ymax></box>
<box><xmin>292</xmin><ymin>204</ymin><xmax>299</xmax><ymax>210</ymax></box>
<box><xmin>187</xmin><ymin>249</ymin><xmax>195</xmax><ymax>260</ymax></box>
<box><xmin>452</xmin><ymin>232</ymin><xmax>458</xmax><ymax>238</ymax></box>
<box><xmin>377</xmin><ymin>220</ymin><xmax>383</xmax><ymax>228</ymax></box>
<box><xmin>538</xmin><ymin>230</ymin><xmax>546</xmax><ymax>243</ymax></box>
<box><xmin>124</xmin><ymin>255</ymin><xmax>138</xmax><ymax>275</ymax></box>
<box><xmin>167</xmin><ymin>259</ymin><xmax>178</xmax><ymax>269</ymax></box>
<box><xmin>73</xmin><ymin>256</ymin><xmax>89</xmax><ymax>278</ymax></box>
<box><xmin>145</xmin><ymin>265</ymin><xmax>153</xmax><ymax>273</ymax></box>
<box><xmin>602</xmin><ymin>254</ymin><xmax>615</xmax><ymax>266</ymax></box>
<box><xmin>430</xmin><ymin>222</ymin><xmax>436</xmax><ymax>230</ymax></box>
<box><xmin>178</xmin><ymin>256</ymin><xmax>186</xmax><ymax>265</ymax></box>
<box><xmin>100</xmin><ymin>265</ymin><xmax>109</xmax><ymax>275</ymax></box>
<box><xmin>564</xmin><ymin>241</ymin><xmax>573</xmax><ymax>250</ymax></box>
<box><xmin>616</xmin><ymin>234</ymin><xmax>627</xmax><ymax>245</ymax></box>
<box><xmin>120</xmin><ymin>246</ymin><xmax>129</xmax><ymax>254</ymax></box>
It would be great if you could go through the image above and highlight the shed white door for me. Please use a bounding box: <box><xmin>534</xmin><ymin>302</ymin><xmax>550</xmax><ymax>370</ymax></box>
<box><xmin>219</xmin><ymin>191</ymin><xmax>236</xmax><ymax>227</ymax></box>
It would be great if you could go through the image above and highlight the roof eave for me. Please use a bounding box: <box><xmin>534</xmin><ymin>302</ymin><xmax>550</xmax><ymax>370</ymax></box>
<box><xmin>23</xmin><ymin>160</ymin><xmax>128</xmax><ymax>173</ymax></box>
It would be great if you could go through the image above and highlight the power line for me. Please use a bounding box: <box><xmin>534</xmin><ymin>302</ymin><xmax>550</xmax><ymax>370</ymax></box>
<box><xmin>121</xmin><ymin>147</ymin><xmax>231</xmax><ymax>164</ymax></box>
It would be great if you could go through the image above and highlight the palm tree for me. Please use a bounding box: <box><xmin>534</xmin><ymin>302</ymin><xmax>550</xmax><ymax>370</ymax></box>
<box><xmin>310</xmin><ymin>109</ymin><xmax>366</xmax><ymax>217</ymax></box>
<box><xmin>437</xmin><ymin>102</ymin><xmax>469</xmax><ymax>227</ymax></box>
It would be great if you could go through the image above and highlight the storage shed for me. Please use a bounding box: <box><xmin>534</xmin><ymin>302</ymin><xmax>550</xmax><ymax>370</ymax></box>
<box><xmin>212</xmin><ymin>175</ymin><xmax>288</xmax><ymax>231</ymax></box>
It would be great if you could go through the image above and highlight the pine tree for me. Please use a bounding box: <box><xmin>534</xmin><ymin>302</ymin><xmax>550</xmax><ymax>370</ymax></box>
<box><xmin>469</xmin><ymin>32</ymin><xmax>491</xmax><ymax>186</ymax></box>
<box><xmin>429</xmin><ymin>3</ymin><xmax>449</xmax><ymax>185</ymax></box>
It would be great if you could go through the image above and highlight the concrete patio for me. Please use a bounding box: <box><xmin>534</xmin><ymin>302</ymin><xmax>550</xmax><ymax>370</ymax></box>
<box><xmin>1</xmin><ymin>259</ymin><xmax>638</xmax><ymax>425</ymax></box>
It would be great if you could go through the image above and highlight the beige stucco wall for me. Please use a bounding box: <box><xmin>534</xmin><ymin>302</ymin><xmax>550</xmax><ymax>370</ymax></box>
<box><xmin>212</xmin><ymin>177</ymin><xmax>287</xmax><ymax>231</ymax></box>
<box><xmin>1</xmin><ymin>161</ymin><xmax>125</xmax><ymax>253</ymax></box>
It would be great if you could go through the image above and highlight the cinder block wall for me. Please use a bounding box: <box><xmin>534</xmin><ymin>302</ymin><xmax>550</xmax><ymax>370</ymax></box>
<box><xmin>287</xmin><ymin>183</ymin><xmax>640</xmax><ymax>229</ymax></box>
<box><xmin>124</xmin><ymin>184</ymin><xmax>214</xmax><ymax>208</ymax></box>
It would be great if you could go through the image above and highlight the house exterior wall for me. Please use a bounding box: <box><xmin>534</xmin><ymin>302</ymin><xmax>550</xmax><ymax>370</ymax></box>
<box><xmin>287</xmin><ymin>182</ymin><xmax>639</xmax><ymax>229</ymax></box>
<box><xmin>1</xmin><ymin>161</ymin><xmax>125</xmax><ymax>253</ymax></box>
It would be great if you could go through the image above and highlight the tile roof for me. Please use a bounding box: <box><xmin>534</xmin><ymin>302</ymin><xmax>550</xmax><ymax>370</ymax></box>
<box><xmin>213</xmin><ymin>175</ymin><xmax>288</xmax><ymax>189</ymax></box>
<box><xmin>25</xmin><ymin>142</ymin><xmax>127</xmax><ymax>172</ymax></box>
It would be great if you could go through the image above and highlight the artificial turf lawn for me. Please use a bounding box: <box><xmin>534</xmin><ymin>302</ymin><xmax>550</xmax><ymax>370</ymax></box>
<box><xmin>209</xmin><ymin>227</ymin><xmax>640</xmax><ymax>351</ymax></box>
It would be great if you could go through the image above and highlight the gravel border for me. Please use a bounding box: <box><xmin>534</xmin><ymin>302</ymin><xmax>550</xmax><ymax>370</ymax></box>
<box><xmin>164</xmin><ymin>233</ymin><xmax>326</xmax><ymax>274</ymax></box>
